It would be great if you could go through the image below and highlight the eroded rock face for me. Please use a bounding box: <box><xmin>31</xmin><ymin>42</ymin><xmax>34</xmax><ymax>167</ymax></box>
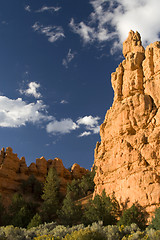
<box><xmin>0</xmin><ymin>147</ymin><xmax>88</xmax><ymax>205</ymax></box>
<box><xmin>94</xmin><ymin>30</ymin><xmax>160</xmax><ymax>216</ymax></box>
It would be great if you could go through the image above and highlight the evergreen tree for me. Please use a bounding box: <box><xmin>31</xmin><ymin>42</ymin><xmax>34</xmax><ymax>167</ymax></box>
<box><xmin>41</xmin><ymin>167</ymin><xmax>60</xmax><ymax>222</ymax></box>
<box><xmin>67</xmin><ymin>179</ymin><xmax>81</xmax><ymax>200</ymax></box>
<box><xmin>9</xmin><ymin>193</ymin><xmax>38</xmax><ymax>228</ymax></box>
<box><xmin>0</xmin><ymin>194</ymin><xmax>5</xmax><ymax>226</ymax></box>
<box><xmin>67</xmin><ymin>169</ymin><xmax>95</xmax><ymax>201</ymax></box>
<box><xmin>58</xmin><ymin>192</ymin><xmax>82</xmax><ymax>226</ymax></box>
<box><xmin>83</xmin><ymin>190</ymin><xmax>119</xmax><ymax>226</ymax></box>
<box><xmin>21</xmin><ymin>175</ymin><xmax>43</xmax><ymax>200</ymax></box>
<box><xmin>149</xmin><ymin>207</ymin><xmax>160</xmax><ymax>230</ymax></box>
<box><xmin>79</xmin><ymin>169</ymin><xmax>95</xmax><ymax>196</ymax></box>
<box><xmin>118</xmin><ymin>203</ymin><xmax>147</xmax><ymax>229</ymax></box>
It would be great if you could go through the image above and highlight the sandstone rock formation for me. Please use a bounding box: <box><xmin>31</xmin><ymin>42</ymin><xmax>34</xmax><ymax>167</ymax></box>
<box><xmin>94</xmin><ymin>30</ymin><xmax>160</xmax><ymax>217</ymax></box>
<box><xmin>0</xmin><ymin>147</ymin><xmax>88</xmax><ymax>205</ymax></box>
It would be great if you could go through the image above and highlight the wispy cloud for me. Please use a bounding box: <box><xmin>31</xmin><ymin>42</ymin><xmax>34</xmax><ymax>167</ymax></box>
<box><xmin>46</xmin><ymin>118</ymin><xmax>79</xmax><ymax>135</ymax></box>
<box><xmin>25</xmin><ymin>5</ymin><xmax>31</xmax><ymax>12</ymax></box>
<box><xmin>62</xmin><ymin>49</ymin><xmax>76</xmax><ymax>68</ymax></box>
<box><xmin>70</xmin><ymin>18</ymin><xmax>95</xmax><ymax>44</ymax></box>
<box><xmin>60</xmin><ymin>100</ymin><xmax>68</xmax><ymax>104</ymax></box>
<box><xmin>32</xmin><ymin>22</ymin><xmax>65</xmax><ymax>43</ymax></box>
<box><xmin>70</xmin><ymin>0</ymin><xmax>160</xmax><ymax>53</ymax></box>
<box><xmin>1</xmin><ymin>21</ymin><xmax>8</xmax><ymax>25</ymax></box>
<box><xmin>36</xmin><ymin>6</ymin><xmax>61</xmax><ymax>13</ymax></box>
<box><xmin>0</xmin><ymin>96</ymin><xmax>52</xmax><ymax>128</ymax></box>
<box><xmin>78</xmin><ymin>131</ymin><xmax>91</xmax><ymax>137</ymax></box>
<box><xmin>19</xmin><ymin>82</ymin><xmax>42</xmax><ymax>99</ymax></box>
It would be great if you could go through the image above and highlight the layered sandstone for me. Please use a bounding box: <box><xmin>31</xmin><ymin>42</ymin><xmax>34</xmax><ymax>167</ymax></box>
<box><xmin>94</xmin><ymin>31</ymin><xmax>160</xmax><ymax>216</ymax></box>
<box><xmin>0</xmin><ymin>147</ymin><xmax>88</xmax><ymax>205</ymax></box>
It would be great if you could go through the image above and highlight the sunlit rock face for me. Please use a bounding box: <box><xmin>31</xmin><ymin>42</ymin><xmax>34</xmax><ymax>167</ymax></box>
<box><xmin>0</xmin><ymin>147</ymin><xmax>88</xmax><ymax>205</ymax></box>
<box><xmin>94</xmin><ymin>30</ymin><xmax>160</xmax><ymax>217</ymax></box>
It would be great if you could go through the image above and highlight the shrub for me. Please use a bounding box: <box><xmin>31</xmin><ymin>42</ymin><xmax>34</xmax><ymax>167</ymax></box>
<box><xmin>27</xmin><ymin>213</ymin><xmax>42</xmax><ymax>229</ymax></box>
<box><xmin>63</xmin><ymin>228</ymin><xmax>106</xmax><ymax>240</ymax></box>
<box><xmin>34</xmin><ymin>235</ymin><xmax>60</xmax><ymax>240</ymax></box>
<box><xmin>83</xmin><ymin>190</ymin><xmax>119</xmax><ymax>226</ymax></box>
<box><xmin>149</xmin><ymin>207</ymin><xmax>160</xmax><ymax>230</ymax></box>
<box><xmin>118</xmin><ymin>203</ymin><xmax>147</xmax><ymax>229</ymax></box>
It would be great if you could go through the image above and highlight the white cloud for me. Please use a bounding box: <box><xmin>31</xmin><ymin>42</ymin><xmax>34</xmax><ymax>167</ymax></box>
<box><xmin>70</xmin><ymin>0</ymin><xmax>160</xmax><ymax>52</ymax></box>
<box><xmin>60</xmin><ymin>100</ymin><xmax>68</xmax><ymax>104</ymax></box>
<box><xmin>32</xmin><ymin>22</ymin><xmax>65</xmax><ymax>43</ymax></box>
<box><xmin>92</xmin><ymin>125</ymin><xmax>100</xmax><ymax>134</ymax></box>
<box><xmin>25</xmin><ymin>5</ymin><xmax>31</xmax><ymax>12</ymax></box>
<box><xmin>77</xmin><ymin>115</ymin><xmax>100</xmax><ymax>136</ymax></box>
<box><xmin>77</xmin><ymin>115</ymin><xmax>100</xmax><ymax>127</ymax></box>
<box><xmin>36</xmin><ymin>6</ymin><xmax>61</xmax><ymax>13</ymax></box>
<box><xmin>62</xmin><ymin>49</ymin><xmax>76</xmax><ymax>68</ymax></box>
<box><xmin>70</xmin><ymin>18</ymin><xmax>95</xmax><ymax>43</ymax></box>
<box><xmin>0</xmin><ymin>96</ymin><xmax>52</xmax><ymax>128</ymax></box>
<box><xmin>19</xmin><ymin>82</ymin><xmax>42</xmax><ymax>99</ymax></box>
<box><xmin>46</xmin><ymin>118</ymin><xmax>79</xmax><ymax>135</ymax></box>
<box><xmin>78</xmin><ymin>131</ymin><xmax>91</xmax><ymax>137</ymax></box>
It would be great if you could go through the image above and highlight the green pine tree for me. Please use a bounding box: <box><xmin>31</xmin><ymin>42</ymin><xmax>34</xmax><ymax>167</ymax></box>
<box><xmin>83</xmin><ymin>190</ymin><xmax>119</xmax><ymax>226</ymax></box>
<box><xmin>0</xmin><ymin>194</ymin><xmax>5</xmax><ymax>226</ymax></box>
<box><xmin>118</xmin><ymin>203</ymin><xmax>147</xmax><ymax>229</ymax></box>
<box><xmin>41</xmin><ymin>167</ymin><xmax>60</xmax><ymax>222</ymax></box>
<box><xmin>9</xmin><ymin>193</ymin><xmax>38</xmax><ymax>228</ymax></box>
<box><xmin>58</xmin><ymin>192</ymin><xmax>82</xmax><ymax>226</ymax></box>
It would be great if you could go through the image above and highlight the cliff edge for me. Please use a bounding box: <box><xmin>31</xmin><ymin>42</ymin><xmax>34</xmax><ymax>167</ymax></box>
<box><xmin>94</xmin><ymin>30</ymin><xmax>160</xmax><ymax>216</ymax></box>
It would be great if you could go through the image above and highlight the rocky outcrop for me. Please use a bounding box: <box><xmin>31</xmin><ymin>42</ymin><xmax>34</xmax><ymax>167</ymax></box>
<box><xmin>0</xmin><ymin>147</ymin><xmax>88</xmax><ymax>205</ymax></box>
<box><xmin>94</xmin><ymin>30</ymin><xmax>160</xmax><ymax>217</ymax></box>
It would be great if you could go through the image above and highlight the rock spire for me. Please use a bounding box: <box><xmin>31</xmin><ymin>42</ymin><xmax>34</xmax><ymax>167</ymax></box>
<box><xmin>94</xmin><ymin>30</ymin><xmax>160</xmax><ymax>217</ymax></box>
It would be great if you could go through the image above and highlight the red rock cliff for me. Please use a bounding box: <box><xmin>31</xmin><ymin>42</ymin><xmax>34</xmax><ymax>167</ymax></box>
<box><xmin>0</xmin><ymin>147</ymin><xmax>88</xmax><ymax>205</ymax></box>
<box><xmin>94</xmin><ymin>30</ymin><xmax>160</xmax><ymax>216</ymax></box>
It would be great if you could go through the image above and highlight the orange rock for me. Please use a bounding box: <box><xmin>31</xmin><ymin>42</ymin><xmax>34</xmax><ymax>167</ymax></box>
<box><xmin>71</xmin><ymin>163</ymin><xmax>89</xmax><ymax>179</ymax></box>
<box><xmin>94</xmin><ymin>30</ymin><xmax>160</xmax><ymax>218</ymax></box>
<box><xmin>0</xmin><ymin>147</ymin><xmax>88</xmax><ymax>205</ymax></box>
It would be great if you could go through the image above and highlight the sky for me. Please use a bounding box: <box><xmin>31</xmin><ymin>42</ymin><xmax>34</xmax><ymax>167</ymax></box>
<box><xmin>0</xmin><ymin>0</ymin><xmax>160</xmax><ymax>170</ymax></box>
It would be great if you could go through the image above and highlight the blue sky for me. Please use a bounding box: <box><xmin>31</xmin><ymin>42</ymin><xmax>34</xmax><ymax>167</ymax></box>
<box><xmin>0</xmin><ymin>0</ymin><xmax>160</xmax><ymax>169</ymax></box>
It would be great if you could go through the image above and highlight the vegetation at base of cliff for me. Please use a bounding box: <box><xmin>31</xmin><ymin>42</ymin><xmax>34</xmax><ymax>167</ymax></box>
<box><xmin>0</xmin><ymin>222</ymin><xmax>160</xmax><ymax>240</ymax></box>
<box><xmin>1</xmin><ymin>166</ymin><xmax>160</xmax><ymax>239</ymax></box>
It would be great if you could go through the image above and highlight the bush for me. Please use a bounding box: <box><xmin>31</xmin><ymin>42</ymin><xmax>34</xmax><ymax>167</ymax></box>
<box><xmin>118</xmin><ymin>203</ymin><xmax>147</xmax><ymax>229</ymax></box>
<box><xmin>34</xmin><ymin>235</ymin><xmax>60</xmax><ymax>240</ymax></box>
<box><xmin>149</xmin><ymin>207</ymin><xmax>160</xmax><ymax>230</ymax></box>
<box><xmin>27</xmin><ymin>213</ymin><xmax>42</xmax><ymax>229</ymax></box>
<box><xmin>63</xmin><ymin>228</ymin><xmax>106</xmax><ymax>240</ymax></box>
<box><xmin>83</xmin><ymin>190</ymin><xmax>119</xmax><ymax>226</ymax></box>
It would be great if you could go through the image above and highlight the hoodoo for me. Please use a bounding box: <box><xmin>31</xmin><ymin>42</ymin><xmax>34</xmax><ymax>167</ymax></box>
<box><xmin>94</xmin><ymin>30</ymin><xmax>160</xmax><ymax>216</ymax></box>
<box><xmin>0</xmin><ymin>147</ymin><xmax>88</xmax><ymax>205</ymax></box>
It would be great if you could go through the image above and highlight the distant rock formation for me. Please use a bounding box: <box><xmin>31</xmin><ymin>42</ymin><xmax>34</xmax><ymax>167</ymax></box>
<box><xmin>94</xmin><ymin>30</ymin><xmax>160</xmax><ymax>217</ymax></box>
<box><xmin>0</xmin><ymin>147</ymin><xmax>88</xmax><ymax>205</ymax></box>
